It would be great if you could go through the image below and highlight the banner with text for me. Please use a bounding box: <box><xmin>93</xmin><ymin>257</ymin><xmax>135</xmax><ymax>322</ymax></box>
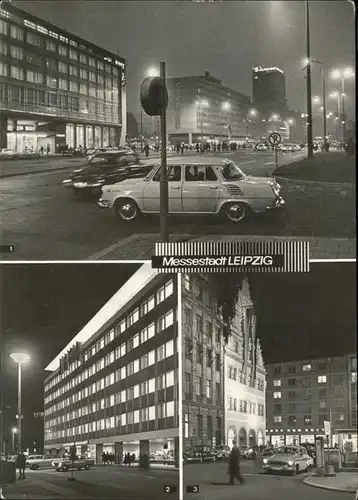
<box><xmin>152</xmin><ymin>241</ymin><xmax>310</xmax><ymax>273</ymax></box>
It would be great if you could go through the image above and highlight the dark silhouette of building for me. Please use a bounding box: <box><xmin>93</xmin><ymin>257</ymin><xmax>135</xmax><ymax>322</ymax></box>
<box><xmin>126</xmin><ymin>112</ymin><xmax>139</xmax><ymax>139</ymax></box>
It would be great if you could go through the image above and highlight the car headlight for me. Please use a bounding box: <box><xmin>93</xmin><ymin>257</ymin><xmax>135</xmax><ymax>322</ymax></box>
<box><xmin>263</xmin><ymin>458</ymin><xmax>268</xmax><ymax>464</ymax></box>
<box><xmin>287</xmin><ymin>460</ymin><xmax>294</xmax><ymax>466</ymax></box>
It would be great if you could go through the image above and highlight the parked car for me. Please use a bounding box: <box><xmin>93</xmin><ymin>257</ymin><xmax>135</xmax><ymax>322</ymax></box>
<box><xmin>262</xmin><ymin>445</ymin><xmax>313</xmax><ymax>475</ymax></box>
<box><xmin>212</xmin><ymin>445</ymin><xmax>230</xmax><ymax>460</ymax></box>
<box><xmin>52</xmin><ymin>456</ymin><xmax>94</xmax><ymax>471</ymax></box>
<box><xmin>239</xmin><ymin>445</ymin><xmax>255</xmax><ymax>459</ymax></box>
<box><xmin>17</xmin><ymin>149</ymin><xmax>40</xmax><ymax>160</ymax></box>
<box><xmin>98</xmin><ymin>157</ymin><xmax>285</xmax><ymax>223</ymax></box>
<box><xmin>255</xmin><ymin>143</ymin><xmax>269</xmax><ymax>152</ymax></box>
<box><xmin>0</xmin><ymin>148</ymin><xmax>17</xmax><ymax>160</ymax></box>
<box><xmin>27</xmin><ymin>455</ymin><xmax>60</xmax><ymax>470</ymax></box>
<box><xmin>63</xmin><ymin>151</ymin><xmax>149</xmax><ymax>197</ymax></box>
<box><xmin>183</xmin><ymin>445</ymin><xmax>216</xmax><ymax>463</ymax></box>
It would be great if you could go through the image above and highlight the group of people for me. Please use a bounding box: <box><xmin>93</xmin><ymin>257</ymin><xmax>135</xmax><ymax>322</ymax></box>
<box><xmin>101</xmin><ymin>451</ymin><xmax>120</xmax><ymax>465</ymax></box>
<box><xmin>123</xmin><ymin>452</ymin><xmax>136</xmax><ymax>466</ymax></box>
<box><xmin>39</xmin><ymin>144</ymin><xmax>51</xmax><ymax>155</ymax></box>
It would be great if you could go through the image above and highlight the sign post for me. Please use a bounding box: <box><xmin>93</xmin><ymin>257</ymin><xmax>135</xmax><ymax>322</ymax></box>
<box><xmin>268</xmin><ymin>132</ymin><xmax>282</xmax><ymax>170</ymax></box>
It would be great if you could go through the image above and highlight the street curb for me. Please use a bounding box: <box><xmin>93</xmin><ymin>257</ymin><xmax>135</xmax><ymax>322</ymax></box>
<box><xmin>303</xmin><ymin>476</ymin><xmax>358</xmax><ymax>493</ymax></box>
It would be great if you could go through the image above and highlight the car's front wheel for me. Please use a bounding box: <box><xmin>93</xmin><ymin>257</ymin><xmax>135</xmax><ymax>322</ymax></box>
<box><xmin>222</xmin><ymin>202</ymin><xmax>249</xmax><ymax>223</ymax></box>
<box><xmin>114</xmin><ymin>198</ymin><xmax>139</xmax><ymax>222</ymax></box>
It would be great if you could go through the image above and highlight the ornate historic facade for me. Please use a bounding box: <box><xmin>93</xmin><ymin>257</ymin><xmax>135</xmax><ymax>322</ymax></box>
<box><xmin>224</xmin><ymin>278</ymin><xmax>266</xmax><ymax>448</ymax></box>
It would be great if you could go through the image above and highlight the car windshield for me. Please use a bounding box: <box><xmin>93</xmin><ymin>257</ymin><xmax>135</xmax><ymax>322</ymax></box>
<box><xmin>221</xmin><ymin>161</ymin><xmax>246</xmax><ymax>180</ymax></box>
<box><xmin>276</xmin><ymin>447</ymin><xmax>298</xmax><ymax>455</ymax></box>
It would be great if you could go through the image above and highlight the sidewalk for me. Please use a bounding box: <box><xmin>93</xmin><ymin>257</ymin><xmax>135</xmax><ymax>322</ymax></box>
<box><xmin>95</xmin><ymin>462</ymin><xmax>179</xmax><ymax>471</ymax></box>
<box><xmin>303</xmin><ymin>471</ymin><xmax>358</xmax><ymax>493</ymax></box>
<box><xmin>87</xmin><ymin>234</ymin><xmax>356</xmax><ymax>260</ymax></box>
<box><xmin>273</xmin><ymin>152</ymin><xmax>356</xmax><ymax>184</ymax></box>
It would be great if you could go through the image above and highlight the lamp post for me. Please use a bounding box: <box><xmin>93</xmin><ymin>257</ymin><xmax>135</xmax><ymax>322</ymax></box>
<box><xmin>305</xmin><ymin>0</ymin><xmax>314</xmax><ymax>158</ymax></box>
<box><xmin>10</xmin><ymin>352</ymin><xmax>30</xmax><ymax>454</ymax></box>
<box><xmin>329</xmin><ymin>92</ymin><xmax>341</xmax><ymax>141</ymax></box>
<box><xmin>331</xmin><ymin>68</ymin><xmax>355</xmax><ymax>141</ymax></box>
<box><xmin>11</xmin><ymin>427</ymin><xmax>17</xmax><ymax>454</ymax></box>
<box><xmin>222</xmin><ymin>101</ymin><xmax>231</xmax><ymax>142</ymax></box>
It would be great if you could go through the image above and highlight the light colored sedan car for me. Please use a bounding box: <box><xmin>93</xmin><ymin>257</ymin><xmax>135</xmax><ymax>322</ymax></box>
<box><xmin>98</xmin><ymin>157</ymin><xmax>284</xmax><ymax>223</ymax></box>
<box><xmin>262</xmin><ymin>445</ymin><xmax>313</xmax><ymax>475</ymax></box>
<box><xmin>27</xmin><ymin>455</ymin><xmax>60</xmax><ymax>470</ymax></box>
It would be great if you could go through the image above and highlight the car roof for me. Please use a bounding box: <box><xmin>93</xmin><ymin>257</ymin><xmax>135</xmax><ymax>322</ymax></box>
<box><xmin>150</xmin><ymin>156</ymin><xmax>232</xmax><ymax>166</ymax></box>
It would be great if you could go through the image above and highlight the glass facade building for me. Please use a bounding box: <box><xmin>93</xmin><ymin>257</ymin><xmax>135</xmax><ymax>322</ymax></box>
<box><xmin>44</xmin><ymin>264</ymin><xmax>179</xmax><ymax>465</ymax></box>
<box><xmin>0</xmin><ymin>4</ymin><xmax>126</xmax><ymax>153</ymax></box>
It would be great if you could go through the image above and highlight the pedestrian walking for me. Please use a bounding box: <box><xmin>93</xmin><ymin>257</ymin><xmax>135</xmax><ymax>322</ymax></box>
<box><xmin>40</xmin><ymin>145</ymin><xmax>44</xmax><ymax>155</ymax></box>
<box><xmin>176</xmin><ymin>143</ymin><xmax>180</xmax><ymax>154</ymax></box>
<box><xmin>46</xmin><ymin>144</ymin><xmax>50</xmax><ymax>156</ymax></box>
<box><xmin>195</xmin><ymin>143</ymin><xmax>200</xmax><ymax>153</ymax></box>
<box><xmin>144</xmin><ymin>143</ymin><xmax>150</xmax><ymax>158</ymax></box>
<box><xmin>16</xmin><ymin>451</ymin><xmax>26</xmax><ymax>479</ymax></box>
<box><xmin>228</xmin><ymin>440</ymin><xmax>245</xmax><ymax>486</ymax></box>
<box><xmin>180</xmin><ymin>143</ymin><xmax>184</xmax><ymax>155</ymax></box>
<box><xmin>346</xmin><ymin>136</ymin><xmax>355</xmax><ymax>158</ymax></box>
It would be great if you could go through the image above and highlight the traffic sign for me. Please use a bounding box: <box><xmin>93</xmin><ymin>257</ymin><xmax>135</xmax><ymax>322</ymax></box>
<box><xmin>268</xmin><ymin>132</ymin><xmax>282</xmax><ymax>146</ymax></box>
<box><xmin>324</xmin><ymin>420</ymin><xmax>331</xmax><ymax>436</ymax></box>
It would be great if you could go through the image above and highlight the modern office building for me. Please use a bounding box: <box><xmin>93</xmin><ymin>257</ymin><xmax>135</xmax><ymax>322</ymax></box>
<box><xmin>252</xmin><ymin>65</ymin><xmax>288</xmax><ymax>116</ymax></box>
<box><xmin>224</xmin><ymin>278</ymin><xmax>266</xmax><ymax>449</ymax></box>
<box><xmin>166</xmin><ymin>71</ymin><xmax>252</xmax><ymax>145</ymax></box>
<box><xmin>182</xmin><ymin>274</ymin><xmax>225</xmax><ymax>450</ymax></box>
<box><xmin>44</xmin><ymin>264</ymin><xmax>179</xmax><ymax>465</ymax></box>
<box><xmin>0</xmin><ymin>3</ymin><xmax>126</xmax><ymax>153</ymax></box>
<box><xmin>265</xmin><ymin>354</ymin><xmax>357</xmax><ymax>454</ymax></box>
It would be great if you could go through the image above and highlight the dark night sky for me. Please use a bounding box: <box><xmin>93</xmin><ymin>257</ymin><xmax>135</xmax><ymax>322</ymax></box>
<box><xmin>249</xmin><ymin>263</ymin><xmax>357</xmax><ymax>364</ymax></box>
<box><xmin>0</xmin><ymin>264</ymin><xmax>140</xmax><ymax>417</ymax></box>
<box><xmin>14</xmin><ymin>0</ymin><xmax>356</xmax><ymax>128</ymax></box>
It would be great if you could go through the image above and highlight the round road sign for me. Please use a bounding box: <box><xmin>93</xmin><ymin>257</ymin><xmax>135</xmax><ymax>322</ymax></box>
<box><xmin>268</xmin><ymin>132</ymin><xmax>282</xmax><ymax>146</ymax></box>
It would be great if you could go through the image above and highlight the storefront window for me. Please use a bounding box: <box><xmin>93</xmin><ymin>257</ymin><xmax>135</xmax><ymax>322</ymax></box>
<box><xmin>86</xmin><ymin>126</ymin><xmax>93</xmax><ymax>148</ymax></box>
<box><xmin>285</xmin><ymin>434</ymin><xmax>300</xmax><ymax>445</ymax></box>
<box><xmin>76</xmin><ymin>125</ymin><xmax>84</xmax><ymax>148</ymax></box>
<box><xmin>94</xmin><ymin>126</ymin><xmax>101</xmax><ymax>147</ymax></box>
<box><xmin>103</xmin><ymin>127</ymin><xmax>109</xmax><ymax>147</ymax></box>
<box><xmin>271</xmin><ymin>435</ymin><xmax>284</xmax><ymax>447</ymax></box>
<box><xmin>66</xmin><ymin>124</ymin><xmax>75</xmax><ymax>148</ymax></box>
<box><xmin>109</xmin><ymin>127</ymin><xmax>117</xmax><ymax>146</ymax></box>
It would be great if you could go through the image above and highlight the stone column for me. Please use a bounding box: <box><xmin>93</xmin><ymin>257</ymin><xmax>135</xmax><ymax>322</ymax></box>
<box><xmin>139</xmin><ymin>439</ymin><xmax>150</xmax><ymax>468</ymax></box>
<box><xmin>0</xmin><ymin>113</ymin><xmax>7</xmax><ymax>149</ymax></box>
<box><xmin>114</xmin><ymin>442</ymin><xmax>123</xmax><ymax>464</ymax></box>
<box><xmin>96</xmin><ymin>443</ymin><xmax>103</xmax><ymax>464</ymax></box>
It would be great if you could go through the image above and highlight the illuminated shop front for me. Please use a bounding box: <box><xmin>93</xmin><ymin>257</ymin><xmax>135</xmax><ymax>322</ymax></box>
<box><xmin>266</xmin><ymin>428</ymin><xmax>326</xmax><ymax>446</ymax></box>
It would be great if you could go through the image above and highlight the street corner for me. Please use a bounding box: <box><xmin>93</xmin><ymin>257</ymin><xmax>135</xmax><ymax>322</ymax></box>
<box><xmin>303</xmin><ymin>473</ymin><xmax>358</xmax><ymax>493</ymax></box>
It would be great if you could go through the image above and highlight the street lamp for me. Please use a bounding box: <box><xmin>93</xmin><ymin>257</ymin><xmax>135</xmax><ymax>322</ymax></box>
<box><xmin>11</xmin><ymin>427</ymin><xmax>17</xmax><ymax>454</ymax></box>
<box><xmin>331</xmin><ymin>67</ymin><xmax>355</xmax><ymax>139</ymax></box>
<box><xmin>10</xmin><ymin>352</ymin><xmax>30</xmax><ymax>454</ymax></box>
<box><xmin>222</xmin><ymin>101</ymin><xmax>231</xmax><ymax>141</ymax></box>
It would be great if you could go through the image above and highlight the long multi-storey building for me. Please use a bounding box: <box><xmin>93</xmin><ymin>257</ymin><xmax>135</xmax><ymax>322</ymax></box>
<box><xmin>265</xmin><ymin>354</ymin><xmax>357</xmax><ymax>455</ymax></box>
<box><xmin>166</xmin><ymin>71</ymin><xmax>251</xmax><ymax>145</ymax></box>
<box><xmin>44</xmin><ymin>264</ymin><xmax>179</xmax><ymax>465</ymax></box>
<box><xmin>182</xmin><ymin>274</ymin><xmax>225</xmax><ymax>450</ymax></box>
<box><xmin>225</xmin><ymin>278</ymin><xmax>266</xmax><ymax>449</ymax></box>
<box><xmin>0</xmin><ymin>4</ymin><xmax>126</xmax><ymax>153</ymax></box>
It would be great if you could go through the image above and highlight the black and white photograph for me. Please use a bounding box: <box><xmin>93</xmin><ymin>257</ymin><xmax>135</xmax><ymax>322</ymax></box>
<box><xmin>0</xmin><ymin>263</ymin><xmax>180</xmax><ymax>499</ymax></box>
<box><xmin>0</xmin><ymin>0</ymin><xmax>355</xmax><ymax>261</ymax></box>
<box><xmin>181</xmin><ymin>264</ymin><xmax>356</xmax><ymax>500</ymax></box>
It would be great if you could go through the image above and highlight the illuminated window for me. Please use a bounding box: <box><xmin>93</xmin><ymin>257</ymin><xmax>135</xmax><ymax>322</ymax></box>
<box><xmin>88</xmin><ymin>57</ymin><xmax>96</xmax><ymax>67</ymax></box>
<box><xmin>0</xmin><ymin>62</ymin><xmax>7</xmax><ymax>76</ymax></box>
<box><xmin>273</xmin><ymin>416</ymin><xmax>282</xmax><ymax>423</ymax></box>
<box><xmin>45</xmin><ymin>39</ymin><xmax>56</xmax><ymax>52</ymax></box>
<box><xmin>11</xmin><ymin>66</ymin><xmax>24</xmax><ymax>80</ymax></box>
<box><xmin>318</xmin><ymin>375</ymin><xmax>327</xmax><ymax>384</ymax></box>
<box><xmin>27</xmin><ymin>32</ymin><xmax>41</xmax><ymax>46</ymax></box>
<box><xmin>79</xmin><ymin>53</ymin><xmax>87</xmax><ymax>64</ymax></box>
<box><xmin>10</xmin><ymin>25</ymin><xmax>24</xmax><ymax>40</ymax></box>
<box><xmin>59</xmin><ymin>79</ymin><xmax>68</xmax><ymax>91</ymax></box>
<box><xmin>10</xmin><ymin>46</ymin><xmax>23</xmax><ymax>60</ymax></box>
<box><xmin>0</xmin><ymin>19</ymin><xmax>8</xmax><ymax>35</ymax></box>
<box><xmin>273</xmin><ymin>392</ymin><xmax>282</xmax><ymax>399</ymax></box>
<box><xmin>70</xmin><ymin>81</ymin><xmax>78</xmax><ymax>93</ymax></box>
<box><xmin>69</xmin><ymin>48</ymin><xmax>77</xmax><ymax>60</ymax></box>
<box><xmin>302</xmin><ymin>364</ymin><xmax>312</xmax><ymax>372</ymax></box>
<box><xmin>80</xmin><ymin>68</ymin><xmax>88</xmax><ymax>79</ymax></box>
<box><xmin>273</xmin><ymin>379</ymin><xmax>281</xmax><ymax>387</ymax></box>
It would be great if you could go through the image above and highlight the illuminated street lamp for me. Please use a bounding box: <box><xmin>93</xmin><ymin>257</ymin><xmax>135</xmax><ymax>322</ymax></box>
<box><xmin>147</xmin><ymin>67</ymin><xmax>160</xmax><ymax>78</ymax></box>
<box><xmin>10</xmin><ymin>352</ymin><xmax>30</xmax><ymax>454</ymax></box>
<box><xmin>331</xmin><ymin>67</ymin><xmax>355</xmax><ymax>139</ymax></box>
<box><xmin>12</xmin><ymin>427</ymin><xmax>18</xmax><ymax>454</ymax></box>
<box><xmin>329</xmin><ymin>92</ymin><xmax>341</xmax><ymax>140</ymax></box>
<box><xmin>222</xmin><ymin>101</ymin><xmax>231</xmax><ymax>140</ymax></box>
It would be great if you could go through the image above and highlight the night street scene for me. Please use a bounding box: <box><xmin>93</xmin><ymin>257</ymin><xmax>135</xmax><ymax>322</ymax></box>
<box><xmin>181</xmin><ymin>264</ymin><xmax>357</xmax><ymax>500</ymax></box>
<box><xmin>0</xmin><ymin>263</ymin><xmax>180</xmax><ymax>499</ymax></box>
<box><xmin>0</xmin><ymin>0</ymin><xmax>356</xmax><ymax>261</ymax></box>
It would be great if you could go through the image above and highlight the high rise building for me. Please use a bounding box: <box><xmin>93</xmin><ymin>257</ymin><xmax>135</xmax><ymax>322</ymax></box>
<box><xmin>252</xmin><ymin>65</ymin><xmax>288</xmax><ymax>116</ymax></box>
<box><xmin>0</xmin><ymin>3</ymin><xmax>126</xmax><ymax>153</ymax></box>
<box><xmin>224</xmin><ymin>279</ymin><xmax>266</xmax><ymax>449</ymax></box>
<box><xmin>265</xmin><ymin>354</ymin><xmax>357</xmax><ymax>460</ymax></box>
<box><xmin>44</xmin><ymin>264</ymin><xmax>179</xmax><ymax>465</ymax></box>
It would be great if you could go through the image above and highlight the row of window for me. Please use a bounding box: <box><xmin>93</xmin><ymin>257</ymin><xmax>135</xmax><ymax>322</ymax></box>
<box><xmin>273</xmin><ymin>414</ymin><xmax>345</xmax><ymax>425</ymax></box>
<box><xmin>1</xmin><ymin>63</ymin><xmax>119</xmax><ymax>97</ymax></box>
<box><xmin>227</xmin><ymin>397</ymin><xmax>265</xmax><ymax>416</ymax></box>
<box><xmin>0</xmin><ymin>83</ymin><xmax>120</xmax><ymax>118</ymax></box>
<box><xmin>45</xmin><ymin>402</ymin><xmax>175</xmax><ymax>441</ymax></box>
<box><xmin>273</xmin><ymin>376</ymin><xmax>329</xmax><ymax>397</ymax></box>
<box><xmin>228</xmin><ymin>365</ymin><xmax>265</xmax><ymax>390</ymax></box>
<box><xmin>45</xmin><ymin>334</ymin><xmax>175</xmax><ymax>409</ymax></box>
<box><xmin>46</xmin><ymin>280</ymin><xmax>174</xmax><ymax>391</ymax></box>
<box><xmin>46</xmin><ymin>371</ymin><xmax>175</xmax><ymax>426</ymax></box>
<box><xmin>273</xmin><ymin>362</ymin><xmax>333</xmax><ymax>374</ymax></box>
<box><xmin>0</xmin><ymin>20</ymin><xmax>123</xmax><ymax>75</ymax></box>
<box><xmin>183</xmin><ymin>276</ymin><xmax>216</xmax><ymax>311</ymax></box>
<box><xmin>272</xmin><ymin>373</ymin><xmax>350</xmax><ymax>387</ymax></box>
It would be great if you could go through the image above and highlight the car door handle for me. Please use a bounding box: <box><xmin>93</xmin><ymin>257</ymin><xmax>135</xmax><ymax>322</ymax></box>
<box><xmin>171</xmin><ymin>186</ymin><xmax>180</xmax><ymax>189</ymax></box>
<box><xmin>209</xmin><ymin>186</ymin><xmax>218</xmax><ymax>189</ymax></box>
